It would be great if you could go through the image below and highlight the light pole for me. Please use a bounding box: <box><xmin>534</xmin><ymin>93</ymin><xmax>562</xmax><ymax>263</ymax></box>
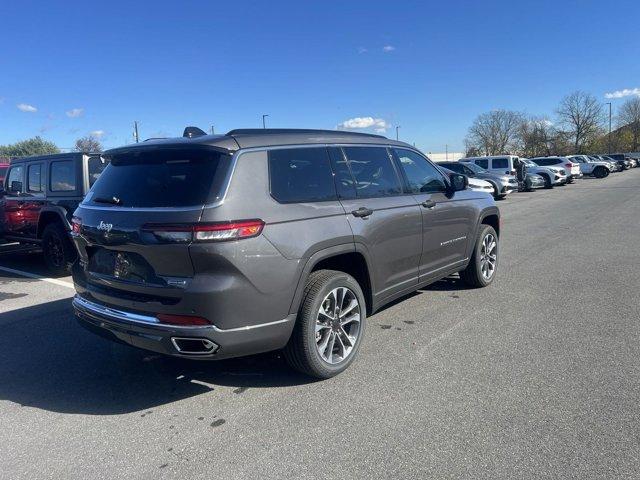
<box><xmin>605</xmin><ymin>102</ymin><xmax>612</xmax><ymax>154</ymax></box>
<box><xmin>396</xmin><ymin>126</ymin><xmax>400</xmax><ymax>141</ymax></box>
<box><xmin>445</xmin><ymin>144</ymin><xmax>448</xmax><ymax>161</ymax></box>
<box><xmin>210</xmin><ymin>125</ymin><xmax>215</xmax><ymax>134</ymax></box>
<box><xmin>262</xmin><ymin>114</ymin><xmax>269</xmax><ymax>129</ymax></box>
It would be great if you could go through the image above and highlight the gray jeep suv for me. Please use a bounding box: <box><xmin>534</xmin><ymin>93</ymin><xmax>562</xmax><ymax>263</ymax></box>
<box><xmin>71</xmin><ymin>128</ymin><xmax>500</xmax><ymax>378</ymax></box>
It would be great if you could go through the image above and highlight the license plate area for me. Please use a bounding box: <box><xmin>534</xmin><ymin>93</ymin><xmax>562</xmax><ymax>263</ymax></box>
<box><xmin>87</xmin><ymin>247</ymin><xmax>162</xmax><ymax>285</ymax></box>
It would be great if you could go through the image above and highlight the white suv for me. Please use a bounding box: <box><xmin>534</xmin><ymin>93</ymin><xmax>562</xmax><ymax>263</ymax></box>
<box><xmin>520</xmin><ymin>158</ymin><xmax>567</xmax><ymax>188</ymax></box>
<box><xmin>459</xmin><ymin>155</ymin><xmax>518</xmax><ymax>176</ymax></box>
<box><xmin>530</xmin><ymin>157</ymin><xmax>582</xmax><ymax>183</ymax></box>
<box><xmin>568</xmin><ymin>155</ymin><xmax>611</xmax><ymax>178</ymax></box>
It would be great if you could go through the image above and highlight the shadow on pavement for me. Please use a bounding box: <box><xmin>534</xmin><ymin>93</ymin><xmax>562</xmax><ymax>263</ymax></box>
<box><xmin>0</xmin><ymin>299</ymin><xmax>315</xmax><ymax>416</ymax></box>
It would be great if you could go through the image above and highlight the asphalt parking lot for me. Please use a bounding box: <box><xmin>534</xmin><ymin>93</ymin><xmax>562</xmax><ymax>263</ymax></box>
<box><xmin>1</xmin><ymin>170</ymin><xmax>639</xmax><ymax>479</ymax></box>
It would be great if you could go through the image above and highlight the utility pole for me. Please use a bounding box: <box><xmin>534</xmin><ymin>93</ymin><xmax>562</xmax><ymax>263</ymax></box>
<box><xmin>396</xmin><ymin>126</ymin><xmax>400</xmax><ymax>141</ymax></box>
<box><xmin>262</xmin><ymin>114</ymin><xmax>269</xmax><ymax>129</ymax></box>
<box><xmin>210</xmin><ymin>125</ymin><xmax>215</xmax><ymax>134</ymax></box>
<box><xmin>605</xmin><ymin>102</ymin><xmax>612</xmax><ymax>154</ymax></box>
<box><xmin>445</xmin><ymin>144</ymin><xmax>449</xmax><ymax>161</ymax></box>
<box><xmin>133</xmin><ymin>121</ymin><xmax>139</xmax><ymax>143</ymax></box>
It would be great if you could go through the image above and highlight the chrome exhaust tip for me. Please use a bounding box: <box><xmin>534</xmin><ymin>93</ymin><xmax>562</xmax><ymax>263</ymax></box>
<box><xmin>171</xmin><ymin>337</ymin><xmax>218</xmax><ymax>355</ymax></box>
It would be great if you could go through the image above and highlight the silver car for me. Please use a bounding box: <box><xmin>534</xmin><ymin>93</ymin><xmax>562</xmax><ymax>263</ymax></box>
<box><xmin>438</xmin><ymin>161</ymin><xmax>517</xmax><ymax>199</ymax></box>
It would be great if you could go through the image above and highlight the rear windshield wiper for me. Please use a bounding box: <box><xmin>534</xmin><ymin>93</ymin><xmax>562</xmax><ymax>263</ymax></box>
<box><xmin>93</xmin><ymin>196</ymin><xmax>122</xmax><ymax>206</ymax></box>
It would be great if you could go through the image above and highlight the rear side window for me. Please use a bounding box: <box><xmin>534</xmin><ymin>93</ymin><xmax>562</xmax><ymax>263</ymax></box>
<box><xmin>342</xmin><ymin>147</ymin><xmax>402</xmax><ymax>198</ymax></box>
<box><xmin>50</xmin><ymin>161</ymin><xmax>76</xmax><ymax>192</ymax></box>
<box><xmin>88</xmin><ymin>156</ymin><xmax>109</xmax><ymax>187</ymax></box>
<box><xmin>492</xmin><ymin>158</ymin><xmax>508</xmax><ymax>169</ymax></box>
<box><xmin>475</xmin><ymin>159</ymin><xmax>489</xmax><ymax>169</ymax></box>
<box><xmin>28</xmin><ymin>164</ymin><xmax>43</xmax><ymax>192</ymax></box>
<box><xmin>88</xmin><ymin>149</ymin><xmax>230</xmax><ymax>208</ymax></box>
<box><xmin>268</xmin><ymin>148</ymin><xmax>337</xmax><ymax>203</ymax></box>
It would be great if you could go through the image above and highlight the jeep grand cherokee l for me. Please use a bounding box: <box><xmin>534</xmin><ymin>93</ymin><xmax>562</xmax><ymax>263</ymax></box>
<box><xmin>71</xmin><ymin>128</ymin><xmax>500</xmax><ymax>378</ymax></box>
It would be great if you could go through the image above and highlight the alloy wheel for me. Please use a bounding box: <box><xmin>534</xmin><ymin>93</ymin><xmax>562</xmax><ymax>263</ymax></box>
<box><xmin>315</xmin><ymin>287</ymin><xmax>361</xmax><ymax>364</ymax></box>
<box><xmin>479</xmin><ymin>233</ymin><xmax>497</xmax><ymax>280</ymax></box>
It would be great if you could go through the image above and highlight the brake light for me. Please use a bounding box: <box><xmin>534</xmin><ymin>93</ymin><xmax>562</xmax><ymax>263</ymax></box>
<box><xmin>156</xmin><ymin>313</ymin><xmax>211</xmax><ymax>326</ymax></box>
<box><xmin>565</xmin><ymin>163</ymin><xmax>573</xmax><ymax>168</ymax></box>
<box><xmin>71</xmin><ymin>216</ymin><xmax>82</xmax><ymax>234</ymax></box>
<box><xmin>142</xmin><ymin>219</ymin><xmax>265</xmax><ymax>243</ymax></box>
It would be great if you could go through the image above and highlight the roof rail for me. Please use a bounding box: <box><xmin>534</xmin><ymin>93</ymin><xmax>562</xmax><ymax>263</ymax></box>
<box><xmin>225</xmin><ymin>128</ymin><xmax>387</xmax><ymax>139</ymax></box>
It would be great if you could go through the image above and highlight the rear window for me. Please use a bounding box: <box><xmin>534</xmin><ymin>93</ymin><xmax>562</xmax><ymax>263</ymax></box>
<box><xmin>475</xmin><ymin>159</ymin><xmax>489</xmax><ymax>169</ymax></box>
<box><xmin>268</xmin><ymin>147</ymin><xmax>337</xmax><ymax>203</ymax></box>
<box><xmin>87</xmin><ymin>148</ymin><xmax>230</xmax><ymax>208</ymax></box>
<box><xmin>88</xmin><ymin>156</ymin><xmax>109</xmax><ymax>187</ymax></box>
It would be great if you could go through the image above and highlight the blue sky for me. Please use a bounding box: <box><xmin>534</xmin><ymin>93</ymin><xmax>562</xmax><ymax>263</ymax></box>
<box><xmin>1</xmin><ymin>0</ymin><xmax>639</xmax><ymax>152</ymax></box>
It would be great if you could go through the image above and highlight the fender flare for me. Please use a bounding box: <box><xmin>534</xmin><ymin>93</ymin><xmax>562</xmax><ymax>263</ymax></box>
<box><xmin>288</xmin><ymin>242</ymin><xmax>374</xmax><ymax>315</ymax></box>
<box><xmin>37</xmin><ymin>206</ymin><xmax>71</xmax><ymax>237</ymax></box>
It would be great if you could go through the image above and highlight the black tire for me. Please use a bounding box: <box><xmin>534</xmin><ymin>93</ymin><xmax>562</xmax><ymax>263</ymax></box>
<box><xmin>593</xmin><ymin>166</ymin><xmax>608</xmax><ymax>179</ymax></box>
<box><xmin>42</xmin><ymin>223</ymin><xmax>76</xmax><ymax>275</ymax></box>
<box><xmin>284</xmin><ymin>269</ymin><xmax>366</xmax><ymax>379</ymax></box>
<box><xmin>488</xmin><ymin>182</ymin><xmax>500</xmax><ymax>199</ymax></box>
<box><xmin>541</xmin><ymin>174</ymin><xmax>553</xmax><ymax>189</ymax></box>
<box><xmin>459</xmin><ymin>225</ymin><xmax>498</xmax><ymax>288</ymax></box>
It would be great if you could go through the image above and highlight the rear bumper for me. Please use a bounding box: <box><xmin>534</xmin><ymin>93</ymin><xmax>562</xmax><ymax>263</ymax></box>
<box><xmin>73</xmin><ymin>295</ymin><xmax>296</xmax><ymax>360</ymax></box>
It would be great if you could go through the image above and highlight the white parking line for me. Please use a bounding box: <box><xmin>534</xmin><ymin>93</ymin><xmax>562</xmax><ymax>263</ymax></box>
<box><xmin>0</xmin><ymin>265</ymin><xmax>75</xmax><ymax>289</ymax></box>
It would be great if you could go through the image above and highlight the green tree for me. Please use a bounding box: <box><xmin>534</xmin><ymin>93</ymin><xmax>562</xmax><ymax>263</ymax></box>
<box><xmin>0</xmin><ymin>136</ymin><xmax>60</xmax><ymax>157</ymax></box>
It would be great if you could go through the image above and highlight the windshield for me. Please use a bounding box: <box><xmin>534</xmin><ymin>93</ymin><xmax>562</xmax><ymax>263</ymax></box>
<box><xmin>86</xmin><ymin>148</ymin><xmax>231</xmax><ymax>208</ymax></box>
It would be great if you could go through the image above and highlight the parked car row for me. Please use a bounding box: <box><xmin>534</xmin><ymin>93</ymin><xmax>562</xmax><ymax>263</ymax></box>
<box><xmin>0</xmin><ymin>130</ymin><xmax>636</xmax><ymax>378</ymax></box>
<box><xmin>432</xmin><ymin>151</ymin><xmax>637</xmax><ymax>200</ymax></box>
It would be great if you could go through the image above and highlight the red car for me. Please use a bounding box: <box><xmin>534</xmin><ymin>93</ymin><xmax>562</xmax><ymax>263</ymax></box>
<box><xmin>1</xmin><ymin>153</ymin><xmax>107</xmax><ymax>273</ymax></box>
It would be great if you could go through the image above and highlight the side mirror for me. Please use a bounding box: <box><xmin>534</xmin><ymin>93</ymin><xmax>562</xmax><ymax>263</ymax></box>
<box><xmin>10</xmin><ymin>180</ymin><xmax>22</xmax><ymax>193</ymax></box>
<box><xmin>449</xmin><ymin>173</ymin><xmax>467</xmax><ymax>192</ymax></box>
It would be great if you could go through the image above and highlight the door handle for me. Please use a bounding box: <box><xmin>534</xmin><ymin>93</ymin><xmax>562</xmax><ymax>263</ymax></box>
<box><xmin>351</xmin><ymin>207</ymin><xmax>373</xmax><ymax>218</ymax></box>
<box><xmin>421</xmin><ymin>200</ymin><xmax>436</xmax><ymax>209</ymax></box>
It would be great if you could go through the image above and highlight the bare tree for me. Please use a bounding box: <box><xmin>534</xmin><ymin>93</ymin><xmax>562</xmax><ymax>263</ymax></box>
<box><xmin>465</xmin><ymin>110</ymin><xmax>523</xmax><ymax>155</ymax></box>
<box><xmin>518</xmin><ymin>117</ymin><xmax>557</xmax><ymax>157</ymax></box>
<box><xmin>616</xmin><ymin>97</ymin><xmax>640</xmax><ymax>152</ymax></box>
<box><xmin>556</xmin><ymin>91</ymin><xmax>603</xmax><ymax>154</ymax></box>
<box><xmin>75</xmin><ymin>135</ymin><xmax>103</xmax><ymax>152</ymax></box>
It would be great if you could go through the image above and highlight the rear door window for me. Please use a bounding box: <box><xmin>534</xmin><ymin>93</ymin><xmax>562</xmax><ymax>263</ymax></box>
<box><xmin>27</xmin><ymin>163</ymin><xmax>43</xmax><ymax>193</ymax></box>
<box><xmin>342</xmin><ymin>147</ymin><xmax>402</xmax><ymax>198</ymax></box>
<box><xmin>268</xmin><ymin>147</ymin><xmax>337</xmax><ymax>203</ymax></box>
<box><xmin>87</xmin><ymin>148</ymin><xmax>230</xmax><ymax>208</ymax></box>
<box><xmin>50</xmin><ymin>160</ymin><xmax>76</xmax><ymax>192</ymax></box>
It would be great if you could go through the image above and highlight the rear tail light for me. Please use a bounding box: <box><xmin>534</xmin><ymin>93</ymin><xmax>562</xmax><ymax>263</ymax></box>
<box><xmin>71</xmin><ymin>216</ymin><xmax>82</xmax><ymax>234</ymax></box>
<box><xmin>565</xmin><ymin>163</ymin><xmax>573</xmax><ymax>168</ymax></box>
<box><xmin>142</xmin><ymin>219</ymin><xmax>265</xmax><ymax>243</ymax></box>
<box><xmin>156</xmin><ymin>313</ymin><xmax>211</xmax><ymax>326</ymax></box>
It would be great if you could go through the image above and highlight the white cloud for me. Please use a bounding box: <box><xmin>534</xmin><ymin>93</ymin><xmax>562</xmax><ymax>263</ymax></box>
<box><xmin>89</xmin><ymin>130</ymin><xmax>105</xmax><ymax>138</ymax></box>
<box><xmin>374</xmin><ymin>128</ymin><xmax>387</xmax><ymax>133</ymax></box>
<box><xmin>382</xmin><ymin>45</ymin><xmax>395</xmax><ymax>52</ymax></box>
<box><xmin>357</xmin><ymin>47</ymin><xmax>368</xmax><ymax>54</ymax></box>
<box><xmin>17</xmin><ymin>103</ymin><xmax>37</xmax><ymax>112</ymax></box>
<box><xmin>339</xmin><ymin>117</ymin><xmax>388</xmax><ymax>131</ymax></box>
<box><xmin>605</xmin><ymin>88</ymin><xmax>640</xmax><ymax>99</ymax></box>
<box><xmin>66</xmin><ymin>108</ymin><xmax>84</xmax><ymax>118</ymax></box>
